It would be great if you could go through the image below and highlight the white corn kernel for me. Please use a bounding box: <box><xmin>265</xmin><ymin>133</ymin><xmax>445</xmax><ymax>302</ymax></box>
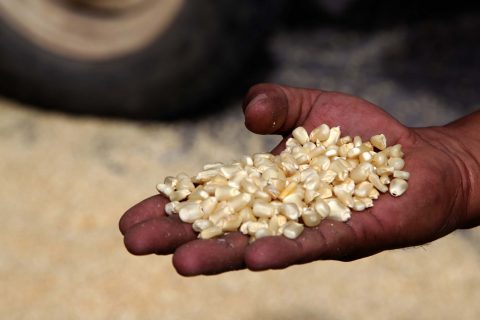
<box><xmin>220</xmin><ymin>165</ymin><xmax>241</xmax><ymax>179</ymax></box>
<box><xmin>353</xmin><ymin>136</ymin><xmax>363</xmax><ymax>147</ymax></box>
<box><xmin>350</xmin><ymin>162</ymin><xmax>374</xmax><ymax>183</ymax></box>
<box><xmin>359</xmin><ymin>151</ymin><xmax>372</xmax><ymax>163</ymax></box>
<box><xmin>192</xmin><ymin>219</ymin><xmax>213</xmax><ymax>232</ymax></box>
<box><xmin>286</xmin><ymin>137</ymin><xmax>301</xmax><ymax>149</ymax></box>
<box><xmin>282</xmin><ymin>221</ymin><xmax>304</xmax><ymax>239</ymax></box>
<box><xmin>278</xmin><ymin>182</ymin><xmax>298</xmax><ymax>200</ymax></box>
<box><xmin>309</xmin><ymin>124</ymin><xmax>330</xmax><ymax>143</ymax></box>
<box><xmin>354</xmin><ymin>181</ymin><xmax>374</xmax><ymax>198</ymax></box>
<box><xmin>368</xmin><ymin>188</ymin><xmax>380</xmax><ymax>199</ymax></box>
<box><xmin>389</xmin><ymin>178</ymin><xmax>408</xmax><ymax>197</ymax></box>
<box><xmin>165</xmin><ymin>201</ymin><xmax>180</xmax><ymax>215</ymax></box>
<box><xmin>302</xmin><ymin>208</ymin><xmax>322</xmax><ymax>227</ymax></box>
<box><xmin>203</xmin><ymin>162</ymin><xmax>224</xmax><ymax>170</ymax></box>
<box><xmin>177</xmin><ymin>177</ymin><xmax>195</xmax><ymax>192</ymax></box>
<box><xmin>292</xmin><ymin>127</ymin><xmax>310</xmax><ymax>145</ymax></box>
<box><xmin>372</xmin><ymin>152</ymin><xmax>387</xmax><ymax>167</ymax></box>
<box><xmin>393</xmin><ymin>170</ymin><xmax>410</xmax><ymax>180</ymax></box>
<box><xmin>376</xmin><ymin>166</ymin><xmax>394</xmax><ymax>175</ymax></box>
<box><xmin>239</xmin><ymin>207</ymin><xmax>256</xmax><ymax>223</ymax></box>
<box><xmin>200</xmin><ymin>197</ymin><xmax>218</xmax><ymax>216</ymax></box>
<box><xmin>370</xmin><ymin>134</ymin><xmax>387</xmax><ymax>150</ymax></box>
<box><xmin>387</xmin><ymin>157</ymin><xmax>405</xmax><ymax>170</ymax></box>
<box><xmin>368</xmin><ymin>173</ymin><xmax>388</xmax><ymax>193</ymax></box>
<box><xmin>209</xmin><ymin>205</ymin><xmax>234</xmax><ymax>225</ymax></box>
<box><xmin>389</xmin><ymin>144</ymin><xmax>404</xmax><ymax>157</ymax></box>
<box><xmin>156</xmin><ymin>183</ymin><xmax>174</xmax><ymax>197</ymax></box>
<box><xmin>333</xmin><ymin>186</ymin><xmax>355</xmax><ymax>208</ymax></box>
<box><xmin>215</xmin><ymin>186</ymin><xmax>241</xmax><ymax>201</ymax></box>
<box><xmin>228</xmin><ymin>193</ymin><xmax>252</xmax><ymax>211</ymax></box>
<box><xmin>280</xmin><ymin>203</ymin><xmax>301</xmax><ymax>220</ymax></box>
<box><xmin>179</xmin><ymin>203</ymin><xmax>204</xmax><ymax>223</ymax></box>
<box><xmin>352</xmin><ymin>199</ymin><xmax>366</xmax><ymax>211</ymax></box>
<box><xmin>313</xmin><ymin>198</ymin><xmax>330</xmax><ymax>218</ymax></box>
<box><xmin>164</xmin><ymin>176</ymin><xmax>178</xmax><ymax>188</ymax></box>
<box><xmin>188</xmin><ymin>188</ymin><xmax>210</xmax><ymax>201</ymax></box>
<box><xmin>199</xmin><ymin>226</ymin><xmax>223</xmax><ymax>239</ymax></box>
<box><xmin>222</xmin><ymin>214</ymin><xmax>243</xmax><ymax>232</ymax></box>
<box><xmin>252</xmin><ymin>201</ymin><xmax>276</xmax><ymax>218</ymax></box>
<box><xmin>194</xmin><ymin>169</ymin><xmax>219</xmax><ymax>183</ymax></box>
<box><xmin>255</xmin><ymin>228</ymin><xmax>274</xmax><ymax>239</ymax></box>
<box><xmin>347</xmin><ymin>147</ymin><xmax>361</xmax><ymax>158</ymax></box>
<box><xmin>240</xmin><ymin>155</ymin><xmax>254</xmax><ymax>167</ymax></box>
<box><xmin>323</xmin><ymin>126</ymin><xmax>341</xmax><ymax>147</ymax></box>
<box><xmin>247</xmin><ymin>221</ymin><xmax>269</xmax><ymax>235</ymax></box>
<box><xmin>326</xmin><ymin>198</ymin><xmax>351</xmax><ymax>222</ymax></box>
<box><xmin>379</xmin><ymin>174</ymin><xmax>391</xmax><ymax>185</ymax></box>
<box><xmin>169</xmin><ymin>189</ymin><xmax>191</xmax><ymax>201</ymax></box>
<box><xmin>310</xmin><ymin>155</ymin><xmax>330</xmax><ymax>171</ymax></box>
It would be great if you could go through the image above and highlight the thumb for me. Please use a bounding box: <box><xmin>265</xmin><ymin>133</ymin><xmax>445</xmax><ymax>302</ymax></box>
<box><xmin>242</xmin><ymin>83</ymin><xmax>321</xmax><ymax>135</ymax></box>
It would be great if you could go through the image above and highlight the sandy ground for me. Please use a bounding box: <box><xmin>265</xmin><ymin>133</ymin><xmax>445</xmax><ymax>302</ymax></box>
<box><xmin>1</xmin><ymin>96</ymin><xmax>480</xmax><ymax>320</ymax></box>
<box><xmin>1</xmin><ymin>11</ymin><xmax>480</xmax><ymax>320</ymax></box>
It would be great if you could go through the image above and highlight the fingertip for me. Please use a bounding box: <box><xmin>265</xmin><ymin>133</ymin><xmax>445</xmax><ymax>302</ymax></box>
<box><xmin>119</xmin><ymin>195</ymin><xmax>168</xmax><ymax>235</ymax></box>
<box><xmin>123</xmin><ymin>223</ymin><xmax>153</xmax><ymax>255</ymax></box>
<box><xmin>123</xmin><ymin>217</ymin><xmax>196</xmax><ymax>256</ymax></box>
<box><xmin>173</xmin><ymin>233</ymin><xmax>248</xmax><ymax>276</ymax></box>
<box><xmin>243</xmin><ymin>84</ymin><xmax>287</xmax><ymax>134</ymax></box>
<box><xmin>172</xmin><ymin>244</ymin><xmax>204</xmax><ymax>277</ymax></box>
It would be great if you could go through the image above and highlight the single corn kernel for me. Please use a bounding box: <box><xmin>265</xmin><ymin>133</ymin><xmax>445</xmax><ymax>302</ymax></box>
<box><xmin>199</xmin><ymin>226</ymin><xmax>223</xmax><ymax>239</ymax></box>
<box><xmin>309</xmin><ymin>124</ymin><xmax>330</xmax><ymax>143</ymax></box>
<box><xmin>354</xmin><ymin>181</ymin><xmax>374</xmax><ymax>198</ymax></box>
<box><xmin>200</xmin><ymin>197</ymin><xmax>218</xmax><ymax>216</ymax></box>
<box><xmin>156</xmin><ymin>183</ymin><xmax>174</xmax><ymax>197</ymax></box>
<box><xmin>165</xmin><ymin>201</ymin><xmax>180</xmax><ymax>215</ymax></box>
<box><xmin>325</xmin><ymin>198</ymin><xmax>351</xmax><ymax>222</ymax></box>
<box><xmin>222</xmin><ymin>214</ymin><xmax>243</xmax><ymax>232</ymax></box>
<box><xmin>169</xmin><ymin>189</ymin><xmax>191</xmax><ymax>201</ymax></box>
<box><xmin>302</xmin><ymin>208</ymin><xmax>323</xmax><ymax>227</ymax></box>
<box><xmin>372</xmin><ymin>152</ymin><xmax>387</xmax><ymax>167</ymax></box>
<box><xmin>368</xmin><ymin>173</ymin><xmax>388</xmax><ymax>193</ymax></box>
<box><xmin>292</xmin><ymin>127</ymin><xmax>310</xmax><ymax>145</ymax></box>
<box><xmin>387</xmin><ymin>157</ymin><xmax>405</xmax><ymax>170</ymax></box>
<box><xmin>192</xmin><ymin>219</ymin><xmax>213</xmax><ymax>232</ymax></box>
<box><xmin>179</xmin><ymin>203</ymin><xmax>203</xmax><ymax>223</ymax></box>
<box><xmin>370</xmin><ymin>134</ymin><xmax>387</xmax><ymax>150</ymax></box>
<box><xmin>313</xmin><ymin>198</ymin><xmax>330</xmax><ymax>218</ymax></box>
<box><xmin>215</xmin><ymin>186</ymin><xmax>241</xmax><ymax>201</ymax></box>
<box><xmin>255</xmin><ymin>228</ymin><xmax>274</xmax><ymax>239</ymax></box>
<box><xmin>393</xmin><ymin>170</ymin><xmax>410</xmax><ymax>180</ymax></box>
<box><xmin>252</xmin><ymin>201</ymin><xmax>276</xmax><ymax>218</ymax></box>
<box><xmin>389</xmin><ymin>178</ymin><xmax>408</xmax><ymax>197</ymax></box>
<box><xmin>280</xmin><ymin>203</ymin><xmax>301</xmax><ymax>220</ymax></box>
<box><xmin>282</xmin><ymin>221</ymin><xmax>304</xmax><ymax>239</ymax></box>
<box><xmin>323</xmin><ymin>126</ymin><xmax>341</xmax><ymax>147</ymax></box>
<box><xmin>389</xmin><ymin>144</ymin><xmax>404</xmax><ymax>157</ymax></box>
<box><xmin>278</xmin><ymin>182</ymin><xmax>298</xmax><ymax>200</ymax></box>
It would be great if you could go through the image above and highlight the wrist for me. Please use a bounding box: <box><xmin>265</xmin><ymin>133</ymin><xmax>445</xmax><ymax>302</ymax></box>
<box><xmin>443</xmin><ymin>111</ymin><xmax>480</xmax><ymax>228</ymax></box>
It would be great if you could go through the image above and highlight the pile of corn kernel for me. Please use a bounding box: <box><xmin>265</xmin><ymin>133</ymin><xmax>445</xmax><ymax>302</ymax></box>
<box><xmin>156</xmin><ymin>124</ymin><xmax>409</xmax><ymax>241</ymax></box>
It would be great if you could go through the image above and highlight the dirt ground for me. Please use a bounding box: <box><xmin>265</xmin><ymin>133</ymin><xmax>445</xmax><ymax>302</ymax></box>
<box><xmin>1</xmin><ymin>96</ymin><xmax>480</xmax><ymax>319</ymax></box>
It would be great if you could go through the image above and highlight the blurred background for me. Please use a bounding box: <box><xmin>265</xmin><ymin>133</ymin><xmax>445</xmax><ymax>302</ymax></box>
<box><xmin>1</xmin><ymin>0</ymin><xmax>479</xmax><ymax>319</ymax></box>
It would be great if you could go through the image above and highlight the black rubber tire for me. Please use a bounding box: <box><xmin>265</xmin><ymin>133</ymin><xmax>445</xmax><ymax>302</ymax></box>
<box><xmin>0</xmin><ymin>1</ymin><xmax>282</xmax><ymax>119</ymax></box>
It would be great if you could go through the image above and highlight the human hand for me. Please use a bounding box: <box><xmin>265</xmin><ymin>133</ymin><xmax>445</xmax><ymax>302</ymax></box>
<box><xmin>119</xmin><ymin>83</ymin><xmax>477</xmax><ymax>276</ymax></box>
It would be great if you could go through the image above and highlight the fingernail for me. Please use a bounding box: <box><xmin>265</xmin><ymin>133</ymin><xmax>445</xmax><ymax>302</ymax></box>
<box><xmin>244</xmin><ymin>93</ymin><xmax>268</xmax><ymax>112</ymax></box>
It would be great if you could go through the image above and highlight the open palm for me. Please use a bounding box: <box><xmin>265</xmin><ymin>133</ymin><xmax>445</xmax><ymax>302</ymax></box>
<box><xmin>119</xmin><ymin>84</ymin><xmax>470</xmax><ymax>276</ymax></box>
